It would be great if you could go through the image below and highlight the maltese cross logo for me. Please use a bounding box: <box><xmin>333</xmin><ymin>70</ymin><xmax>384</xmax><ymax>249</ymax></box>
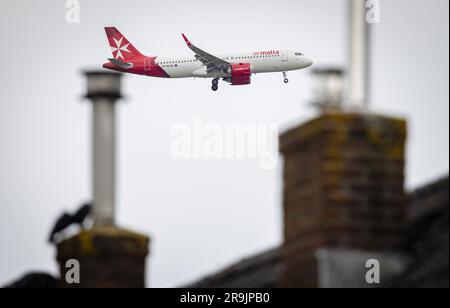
<box><xmin>111</xmin><ymin>37</ymin><xmax>131</xmax><ymax>60</ymax></box>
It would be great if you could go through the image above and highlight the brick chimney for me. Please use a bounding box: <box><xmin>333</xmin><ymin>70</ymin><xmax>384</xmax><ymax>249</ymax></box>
<box><xmin>279</xmin><ymin>112</ymin><xmax>407</xmax><ymax>288</ymax></box>
<box><xmin>56</xmin><ymin>71</ymin><xmax>150</xmax><ymax>288</ymax></box>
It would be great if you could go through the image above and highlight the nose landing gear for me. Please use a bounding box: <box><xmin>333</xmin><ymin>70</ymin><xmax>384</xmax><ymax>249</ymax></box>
<box><xmin>211</xmin><ymin>78</ymin><xmax>219</xmax><ymax>91</ymax></box>
<box><xmin>283</xmin><ymin>72</ymin><xmax>289</xmax><ymax>84</ymax></box>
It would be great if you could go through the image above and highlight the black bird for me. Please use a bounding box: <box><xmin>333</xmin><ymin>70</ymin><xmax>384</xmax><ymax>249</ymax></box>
<box><xmin>4</xmin><ymin>272</ymin><xmax>58</xmax><ymax>288</ymax></box>
<box><xmin>48</xmin><ymin>203</ymin><xmax>92</xmax><ymax>244</ymax></box>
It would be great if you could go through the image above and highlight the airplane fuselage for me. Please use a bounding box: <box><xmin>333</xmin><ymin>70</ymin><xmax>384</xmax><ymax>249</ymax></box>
<box><xmin>104</xmin><ymin>50</ymin><xmax>313</xmax><ymax>80</ymax></box>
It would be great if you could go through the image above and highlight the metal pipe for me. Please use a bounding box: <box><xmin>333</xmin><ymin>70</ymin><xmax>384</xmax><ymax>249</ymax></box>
<box><xmin>84</xmin><ymin>71</ymin><xmax>123</xmax><ymax>226</ymax></box>
<box><xmin>348</xmin><ymin>0</ymin><xmax>371</xmax><ymax>109</ymax></box>
<box><xmin>92</xmin><ymin>98</ymin><xmax>116</xmax><ymax>225</ymax></box>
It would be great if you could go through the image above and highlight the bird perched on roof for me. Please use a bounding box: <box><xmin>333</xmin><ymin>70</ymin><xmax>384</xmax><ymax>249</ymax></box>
<box><xmin>3</xmin><ymin>272</ymin><xmax>58</xmax><ymax>289</ymax></box>
<box><xmin>48</xmin><ymin>203</ymin><xmax>92</xmax><ymax>244</ymax></box>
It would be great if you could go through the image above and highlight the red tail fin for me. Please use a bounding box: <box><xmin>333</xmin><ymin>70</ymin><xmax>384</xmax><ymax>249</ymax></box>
<box><xmin>104</xmin><ymin>27</ymin><xmax>144</xmax><ymax>61</ymax></box>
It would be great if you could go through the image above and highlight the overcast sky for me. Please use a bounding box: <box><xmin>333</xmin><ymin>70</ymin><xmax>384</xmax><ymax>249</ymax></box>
<box><xmin>0</xmin><ymin>0</ymin><xmax>448</xmax><ymax>287</ymax></box>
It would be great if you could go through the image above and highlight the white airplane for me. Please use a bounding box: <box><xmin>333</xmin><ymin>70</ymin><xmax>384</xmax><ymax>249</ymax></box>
<box><xmin>103</xmin><ymin>27</ymin><xmax>313</xmax><ymax>91</ymax></box>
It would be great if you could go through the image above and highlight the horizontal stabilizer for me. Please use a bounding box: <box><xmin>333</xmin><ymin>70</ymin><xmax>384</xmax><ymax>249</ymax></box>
<box><xmin>108</xmin><ymin>58</ymin><xmax>133</xmax><ymax>69</ymax></box>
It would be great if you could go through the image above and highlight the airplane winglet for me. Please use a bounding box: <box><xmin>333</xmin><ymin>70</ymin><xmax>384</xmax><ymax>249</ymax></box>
<box><xmin>182</xmin><ymin>34</ymin><xmax>192</xmax><ymax>47</ymax></box>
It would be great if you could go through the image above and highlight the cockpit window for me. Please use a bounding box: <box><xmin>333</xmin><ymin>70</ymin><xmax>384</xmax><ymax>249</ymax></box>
<box><xmin>295</xmin><ymin>52</ymin><xmax>305</xmax><ymax>56</ymax></box>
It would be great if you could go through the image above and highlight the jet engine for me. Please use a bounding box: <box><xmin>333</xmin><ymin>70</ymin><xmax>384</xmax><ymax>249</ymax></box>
<box><xmin>225</xmin><ymin>63</ymin><xmax>251</xmax><ymax>85</ymax></box>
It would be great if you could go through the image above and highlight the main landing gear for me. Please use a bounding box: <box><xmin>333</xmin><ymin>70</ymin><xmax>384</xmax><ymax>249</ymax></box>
<box><xmin>211</xmin><ymin>78</ymin><xmax>219</xmax><ymax>91</ymax></box>
<box><xmin>283</xmin><ymin>72</ymin><xmax>289</xmax><ymax>84</ymax></box>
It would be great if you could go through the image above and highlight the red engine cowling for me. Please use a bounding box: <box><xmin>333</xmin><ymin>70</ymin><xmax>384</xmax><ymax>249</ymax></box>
<box><xmin>230</xmin><ymin>63</ymin><xmax>251</xmax><ymax>85</ymax></box>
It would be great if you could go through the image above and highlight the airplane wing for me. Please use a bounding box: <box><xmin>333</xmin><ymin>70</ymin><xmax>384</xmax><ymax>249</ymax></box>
<box><xmin>108</xmin><ymin>58</ymin><xmax>133</xmax><ymax>69</ymax></box>
<box><xmin>182</xmin><ymin>34</ymin><xmax>230</xmax><ymax>73</ymax></box>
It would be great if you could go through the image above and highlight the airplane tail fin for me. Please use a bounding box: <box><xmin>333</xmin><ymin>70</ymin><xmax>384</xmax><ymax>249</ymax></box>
<box><xmin>104</xmin><ymin>27</ymin><xmax>144</xmax><ymax>61</ymax></box>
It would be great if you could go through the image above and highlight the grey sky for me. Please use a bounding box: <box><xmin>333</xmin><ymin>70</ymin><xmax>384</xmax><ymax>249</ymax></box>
<box><xmin>0</xmin><ymin>0</ymin><xmax>448</xmax><ymax>287</ymax></box>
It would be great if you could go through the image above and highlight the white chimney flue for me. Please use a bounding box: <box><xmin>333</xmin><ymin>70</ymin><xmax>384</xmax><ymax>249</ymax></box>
<box><xmin>311</xmin><ymin>68</ymin><xmax>345</xmax><ymax>112</ymax></box>
<box><xmin>348</xmin><ymin>0</ymin><xmax>371</xmax><ymax>109</ymax></box>
<box><xmin>84</xmin><ymin>71</ymin><xmax>123</xmax><ymax>226</ymax></box>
